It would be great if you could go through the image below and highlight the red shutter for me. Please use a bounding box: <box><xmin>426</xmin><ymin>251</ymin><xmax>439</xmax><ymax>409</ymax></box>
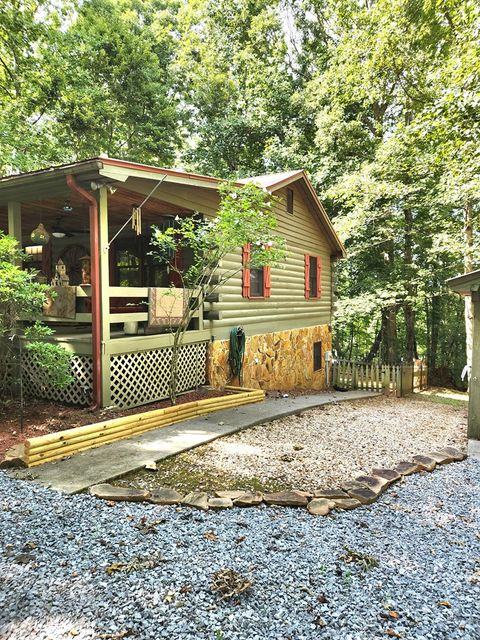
<box><xmin>317</xmin><ymin>256</ymin><xmax>322</xmax><ymax>298</ymax></box>
<box><xmin>304</xmin><ymin>254</ymin><xmax>310</xmax><ymax>299</ymax></box>
<box><xmin>264</xmin><ymin>266</ymin><xmax>271</xmax><ymax>298</ymax></box>
<box><xmin>242</xmin><ymin>244</ymin><xmax>251</xmax><ymax>298</ymax></box>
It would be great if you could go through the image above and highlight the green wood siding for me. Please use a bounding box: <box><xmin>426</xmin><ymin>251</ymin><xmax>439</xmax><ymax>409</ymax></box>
<box><xmin>208</xmin><ymin>183</ymin><xmax>334</xmax><ymax>340</ymax></box>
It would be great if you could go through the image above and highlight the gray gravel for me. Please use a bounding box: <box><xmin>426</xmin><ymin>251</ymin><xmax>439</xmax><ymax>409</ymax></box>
<box><xmin>1</xmin><ymin>460</ymin><xmax>480</xmax><ymax>640</ymax></box>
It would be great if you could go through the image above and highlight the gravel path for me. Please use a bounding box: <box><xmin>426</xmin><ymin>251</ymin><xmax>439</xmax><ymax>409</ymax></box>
<box><xmin>134</xmin><ymin>395</ymin><xmax>467</xmax><ymax>492</ymax></box>
<box><xmin>1</xmin><ymin>459</ymin><xmax>480</xmax><ymax>639</ymax></box>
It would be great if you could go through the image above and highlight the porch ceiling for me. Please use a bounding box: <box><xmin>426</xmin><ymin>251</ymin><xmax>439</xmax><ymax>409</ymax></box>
<box><xmin>0</xmin><ymin>186</ymin><xmax>192</xmax><ymax>241</ymax></box>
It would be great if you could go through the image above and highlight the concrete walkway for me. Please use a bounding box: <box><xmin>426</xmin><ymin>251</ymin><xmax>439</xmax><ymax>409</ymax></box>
<box><xmin>12</xmin><ymin>390</ymin><xmax>379</xmax><ymax>494</ymax></box>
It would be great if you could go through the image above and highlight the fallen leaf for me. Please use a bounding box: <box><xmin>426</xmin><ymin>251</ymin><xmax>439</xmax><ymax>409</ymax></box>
<box><xmin>437</xmin><ymin>600</ymin><xmax>451</xmax><ymax>608</ymax></box>
<box><xmin>203</xmin><ymin>531</ymin><xmax>218</xmax><ymax>541</ymax></box>
<box><xmin>69</xmin><ymin>629</ymin><xmax>79</xmax><ymax>637</ymax></box>
<box><xmin>235</xmin><ymin>536</ymin><xmax>246</xmax><ymax>545</ymax></box>
<box><xmin>389</xmin><ymin>611</ymin><xmax>400</xmax><ymax>619</ymax></box>
<box><xmin>163</xmin><ymin>590</ymin><xmax>176</xmax><ymax>603</ymax></box>
<box><xmin>313</xmin><ymin>616</ymin><xmax>327</xmax><ymax>627</ymax></box>
<box><xmin>179</xmin><ymin>584</ymin><xmax>192</xmax><ymax>594</ymax></box>
<box><xmin>385</xmin><ymin>630</ymin><xmax>401</xmax><ymax>638</ymax></box>
<box><xmin>317</xmin><ymin>593</ymin><xmax>329</xmax><ymax>604</ymax></box>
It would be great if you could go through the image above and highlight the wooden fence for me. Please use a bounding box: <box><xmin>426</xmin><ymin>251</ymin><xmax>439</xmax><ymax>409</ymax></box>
<box><xmin>330</xmin><ymin>360</ymin><xmax>428</xmax><ymax>397</ymax></box>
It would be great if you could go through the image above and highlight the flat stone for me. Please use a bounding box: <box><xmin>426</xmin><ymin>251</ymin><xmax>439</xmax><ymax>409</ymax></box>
<box><xmin>313</xmin><ymin>488</ymin><xmax>349</xmax><ymax>499</ymax></box>
<box><xmin>427</xmin><ymin>451</ymin><xmax>455</xmax><ymax>465</ymax></box>
<box><xmin>333</xmin><ymin>498</ymin><xmax>362</xmax><ymax>510</ymax></box>
<box><xmin>215</xmin><ymin>490</ymin><xmax>248</xmax><ymax>500</ymax></box>
<box><xmin>208</xmin><ymin>497</ymin><xmax>233</xmax><ymax>509</ymax></box>
<box><xmin>149</xmin><ymin>488</ymin><xmax>183</xmax><ymax>505</ymax></box>
<box><xmin>263</xmin><ymin>490</ymin><xmax>309</xmax><ymax>507</ymax></box>
<box><xmin>412</xmin><ymin>455</ymin><xmax>436</xmax><ymax>472</ymax></box>
<box><xmin>233</xmin><ymin>492</ymin><xmax>263</xmax><ymax>507</ymax></box>
<box><xmin>90</xmin><ymin>484</ymin><xmax>150</xmax><ymax>502</ymax></box>
<box><xmin>355</xmin><ymin>475</ymin><xmax>389</xmax><ymax>495</ymax></box>
<box><xmin>346</xmin><ymin>486</ymin><xmax>378</xmax><ymax>505</ymax></box>
<box><xmin>342</xmin><ymin>480</ymin><xmax>367</xmax><ymax>492</ymax></box>
<box><xmin>307</xmin><ymin>498</ymin><xmax>331</xmax><ymax>516</ymax></box>
<box><xmin>182</xmin><ymin>492</ymin><xmax>209</xmax><ymax>510</ymax></box>
<box><xmin>371</xmin><ymin>468</ymin><xmax>402</xmax><ymax>484</ymax></box>
<box><xmin>395</xmin><ymin>461</ymin><xmax>421</xmax><ymax>476</ymax></box>
<box><xmin>0</xmin><ymin>444</ymin><xmax>27</xmax><ymax>469</ymax></box>
<box><xmin>437</xmin><ymin>446</ymin><xmax>466</xmax><ymax>462</ymax></box>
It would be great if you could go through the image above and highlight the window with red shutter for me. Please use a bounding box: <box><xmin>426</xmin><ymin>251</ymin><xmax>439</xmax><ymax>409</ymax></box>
<box><xmin>316</xmin><ymin>255</ymin><xmax>322</xmax><ymax>298</ymax></box>
<box><xmin>242</xmin><ymin>244</ymin><xmax>251</xmax><ymax>298</ymax></box>
<box><xmin>304</xmin><ymin>254</ymin><xmax>310</xmax><ymax>299</ymax></box>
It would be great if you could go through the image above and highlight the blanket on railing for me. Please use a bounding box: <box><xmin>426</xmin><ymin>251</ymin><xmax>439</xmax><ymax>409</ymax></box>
<box><xmin>148</xmin><ymin>287</ymin><xmax>186</xmax><ymax>327</ymax></box>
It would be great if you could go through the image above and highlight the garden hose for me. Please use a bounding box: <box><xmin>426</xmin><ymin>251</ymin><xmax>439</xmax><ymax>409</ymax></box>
<box><xmin>229</xmin><ymin>326</ymin><xmax>246</xmax><ymax>383</ymax></box>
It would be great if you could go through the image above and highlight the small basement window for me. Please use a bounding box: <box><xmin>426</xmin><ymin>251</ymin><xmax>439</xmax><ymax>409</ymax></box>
<box><xmin>286</xmin><ymin>187</ymin><xmax>294</xmax><ymax>214</ymax></box>
<box><xmin>313</xmin><ymin>341</ymin><xmax>322</xmax><ymax>371</ymax></box>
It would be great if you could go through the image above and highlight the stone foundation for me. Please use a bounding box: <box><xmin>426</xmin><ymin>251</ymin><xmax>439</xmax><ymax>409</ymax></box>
<box><xmin>207</xmin><ymin>324</ymin><xmax>332</xmax><ymax>390</ymax></box>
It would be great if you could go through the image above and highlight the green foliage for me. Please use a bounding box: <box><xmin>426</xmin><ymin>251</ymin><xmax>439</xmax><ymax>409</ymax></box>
<box><xmin>0</xmin><ymin>233</ymin><xmax>73</xmax><ymax>398</ymax></box>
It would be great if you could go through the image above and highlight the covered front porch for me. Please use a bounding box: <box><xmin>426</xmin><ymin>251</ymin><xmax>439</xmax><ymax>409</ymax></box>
<box><xmin>0</xmin><ymin>158</ymin><xmax>219</xmax><ymax>408</ymax></box>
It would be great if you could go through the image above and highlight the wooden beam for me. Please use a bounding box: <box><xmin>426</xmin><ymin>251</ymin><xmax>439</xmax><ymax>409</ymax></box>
<box><xmin>99</xmin><ymin>187</ymin><xmax>111</xmax><ymax>407</ymax></box>
<box><xmin>469</xmin><ymin>300</ymin><xmax>480</xmax><ymax>440</ymax></box>
<box><xmin>7</xmin><ymin>201</ymin><xmax>22</xmax><ymax>245</ymax></box>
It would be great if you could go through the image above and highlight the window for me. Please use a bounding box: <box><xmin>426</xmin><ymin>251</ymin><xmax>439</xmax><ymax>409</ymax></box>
<box><xmin>304</xmin><ymin>254</ymin><xmax>322</xmax><ymax>299</ymax></box>
<box><xmin>286</xmin><ymin>188</ymin><xmax>294</xmax><ymax>214</ymax></box>
<box><xmin>242</xmin><ymin>244</ymin><xmax>271</xmax><ymax>298</ymax></box>
<box><xmin>313</xmin><ymin>341</ymin><xmax>322</xmax><ymax>371</ymax></box>
<box><xmin>250</xmin><ymin>266</ymin><xmax>265</xmax><ymax>297</ymax></box>
<box><xmin>309</xmin><ymin>256</ymin><xmax>318</xmax><ymax>297</ymax></box>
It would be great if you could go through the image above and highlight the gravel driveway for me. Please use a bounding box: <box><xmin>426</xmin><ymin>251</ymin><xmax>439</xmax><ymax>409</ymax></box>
<box><xmin>123</xmin><ymin>395</ymin><xmax>467</xmax><ymax>493</ymax></box>
<box><xmin>1</xmin><ymin>459</ymin><xmax>480</xmax><ymax>639</ymax></box>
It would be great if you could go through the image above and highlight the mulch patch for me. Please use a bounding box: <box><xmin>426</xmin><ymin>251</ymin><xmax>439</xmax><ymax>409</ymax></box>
<box><xmin>0</xmin><ymin>388</ymin><xmax>232</xmax><ymax>460</ymax></box>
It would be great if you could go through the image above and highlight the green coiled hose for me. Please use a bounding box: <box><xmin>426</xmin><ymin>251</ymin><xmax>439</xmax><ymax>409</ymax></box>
<box><xmin>229</xmin><ymin>326</ymin><xmax>246</xmax><ymax>383</ymax></box>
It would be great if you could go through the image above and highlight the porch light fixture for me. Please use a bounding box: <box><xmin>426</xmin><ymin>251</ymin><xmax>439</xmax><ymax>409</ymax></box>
<box><xmin>52</xmin><ymin>230</ymin><xmax>66</xmax><ymax>239</ymax></box>
<box><xmin>30</xmin><ymin>223</ymin><xmax>50</xmax><ymax>245</ymax></box>
<box><xmin>62</xmin><ymin>201</ymin><xmax>73</xmax><ymax>213</ymax></box>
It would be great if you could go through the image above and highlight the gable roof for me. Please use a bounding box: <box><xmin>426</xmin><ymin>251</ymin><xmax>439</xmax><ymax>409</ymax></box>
<box><xmin>239</xmin><ymin>170</ymin><xmax>345</xmax><ymax>258</ymax></box>
<box><xmin>0</xmin><ymin>158</ymin><xmax>345</xmax><ymax>257</ymax></box>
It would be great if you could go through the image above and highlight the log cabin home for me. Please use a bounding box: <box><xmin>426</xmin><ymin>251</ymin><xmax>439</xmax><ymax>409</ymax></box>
<box><xmin>0</xmin><ymin>158</ymin><xmax>345</xmax><ymax>409</ymax></box>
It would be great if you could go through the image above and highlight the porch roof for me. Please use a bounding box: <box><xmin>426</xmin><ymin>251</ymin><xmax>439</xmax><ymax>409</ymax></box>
<box><xmin>447</xmin><ymin>269</ymin><xmax>480</xmax><ymax>296</ymax></box>
<box><xmin>0</xmin><ymin>157</ymin><xmax>346</xmax><ymax>257</ymax></box>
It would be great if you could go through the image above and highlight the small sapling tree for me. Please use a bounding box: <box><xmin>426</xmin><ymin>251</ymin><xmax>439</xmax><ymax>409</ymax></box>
<box><xmin>0</xmin><ymin>233</ymin><xmax>73</xmax><ymax>422</ymax></box>
<box><xmin>150</xmin><ymin>181</ymin><xmax>286</xmax><ymax>403</ymax></box>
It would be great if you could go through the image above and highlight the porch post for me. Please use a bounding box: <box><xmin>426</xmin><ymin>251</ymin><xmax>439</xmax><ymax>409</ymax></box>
<box><xmin>469</xmin><ymin>295</ymin><xmax>480</xmax><ymax>441</ymax></box>
<box><xmin>98</xmin><ymin>186</ymin><xmax>111</xmax><ymax>407</ymax></box>
<box><xmin>7</xmin><ymin>201</ymin><xmax>22</xmax><ymax>247</ymax></box>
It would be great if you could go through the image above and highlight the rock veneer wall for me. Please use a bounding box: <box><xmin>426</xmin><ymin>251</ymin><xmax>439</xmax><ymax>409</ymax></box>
<box><xmin>207</xmin><ymin>324</ymin><xmax>331</xmax><ymax>390</ymax></box>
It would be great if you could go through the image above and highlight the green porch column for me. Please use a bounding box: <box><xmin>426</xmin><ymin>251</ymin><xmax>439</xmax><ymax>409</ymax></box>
<box><xmin>98</xmin><ymin>187</ymin><xmax>111</xmax><ymax>407</ymax></box>
<box><xmin>469</xmin><ymin>295</ymin><xmax>480</xmax><ymax>440</ymax></box>
<box><xmin>7</xmin><ymin>202</ymin><xmax>22</xmax><ymax>247</ymax></box>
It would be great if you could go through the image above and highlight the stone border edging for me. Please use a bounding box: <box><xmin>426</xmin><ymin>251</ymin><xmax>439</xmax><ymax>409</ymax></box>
<box><xmin>90</xmin><ymin>446</ymin><xmax>467</xmax><ymax>516</ymax></box>
<box><xmin>8</xmin><ymin>387</ymin><xmax>265</xmax><ymax>468</ymax></box>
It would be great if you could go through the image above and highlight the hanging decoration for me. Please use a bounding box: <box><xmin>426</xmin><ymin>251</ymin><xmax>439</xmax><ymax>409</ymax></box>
<box><xmin>132</xmin><ymin>206</ymin><xmax>142</xmax><ymax>235</ymax></box>
<box><xmin>30</xmin><ymin>223</ymin><xmax>50</xmax><ymax>246</ymax></box>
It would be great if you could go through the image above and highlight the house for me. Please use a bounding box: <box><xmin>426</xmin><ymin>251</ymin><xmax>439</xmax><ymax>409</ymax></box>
<box><xmin>447</xmin><ymin>269</ymin><xmax>480</xmax><ymax>450</ymax></box>
<box><xmin>0</xmin><ymin>158</ymin><xmax>345</xmax><ymax>409</ymax></box>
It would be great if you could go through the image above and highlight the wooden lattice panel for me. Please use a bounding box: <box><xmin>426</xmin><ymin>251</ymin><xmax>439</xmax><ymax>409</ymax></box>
<box><xmin>110</xmin><ymin>341</ymin><xmax>208</xmax><ymax>409</ymax></box>
<box><xmin>22</xmin><ymin>353</ymin><xmax>93</xmax><ymax>406</ymax></box>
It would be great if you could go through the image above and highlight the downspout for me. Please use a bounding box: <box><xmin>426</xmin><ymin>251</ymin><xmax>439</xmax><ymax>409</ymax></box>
<box><xmin>66</xmin><ymin>175</ymin><xmax>102</xmax><ymax>409</ymax></box>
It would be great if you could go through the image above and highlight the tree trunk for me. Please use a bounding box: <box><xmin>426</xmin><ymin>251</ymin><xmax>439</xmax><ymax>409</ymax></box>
<box><xmin>403</xmin><ymin>206</ymin><xmax>417</xmax><ymax>362</ymax></box>
<box><xmin>428</xmin><ymin>295</ymin><xmax>441</xmax><ymax>382</ymax></box>
<box><xmin>464</xmin><ymin>201</ymin><xmax>474</xmax><ymax>372</ymax></box>
<box><xmin>386</xmin><ymin>305</ymin><xmax>398</xmax><ymax>363</ymax></box>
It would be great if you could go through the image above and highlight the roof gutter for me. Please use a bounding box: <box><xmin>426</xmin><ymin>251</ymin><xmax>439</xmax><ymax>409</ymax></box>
<box><xmin>66</xmin><ymin>175</ymin><xmax>102</xmax><ymax>410</ymax></box>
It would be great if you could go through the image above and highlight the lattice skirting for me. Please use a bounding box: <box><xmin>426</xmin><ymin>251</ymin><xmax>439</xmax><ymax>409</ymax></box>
<box><xmin>110</xmin><ymin>341</ymin><xmax>208</xmax><ymax>409</ymax></box>
<box><xmin>22</xmin><ymin>353</ymin><xmax>93</xmax><ymax>406</ymax></box>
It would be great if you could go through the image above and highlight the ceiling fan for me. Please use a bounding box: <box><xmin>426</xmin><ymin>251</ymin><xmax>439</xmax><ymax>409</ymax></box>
<box><xmin>51</xmin><ymin>215</ymin><xmax>87</xmax><ymax>238</ymax></box>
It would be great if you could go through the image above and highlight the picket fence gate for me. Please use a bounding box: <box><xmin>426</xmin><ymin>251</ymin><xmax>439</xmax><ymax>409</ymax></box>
<box><xmin>330</xmin><ymin>360</ymin><xmax>428</xmax><ymax>398</ymax></box>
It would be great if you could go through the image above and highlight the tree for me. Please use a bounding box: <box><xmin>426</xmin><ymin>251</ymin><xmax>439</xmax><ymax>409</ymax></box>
<box><xmin>0</xmin><ymin>233</ymin><xmax>73</xmax><ymax>416</ymax></box>
<box><xmin>150</xmin><ymin>182</ymin><xmax>286</xmax><ymax>403</ymax></box>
